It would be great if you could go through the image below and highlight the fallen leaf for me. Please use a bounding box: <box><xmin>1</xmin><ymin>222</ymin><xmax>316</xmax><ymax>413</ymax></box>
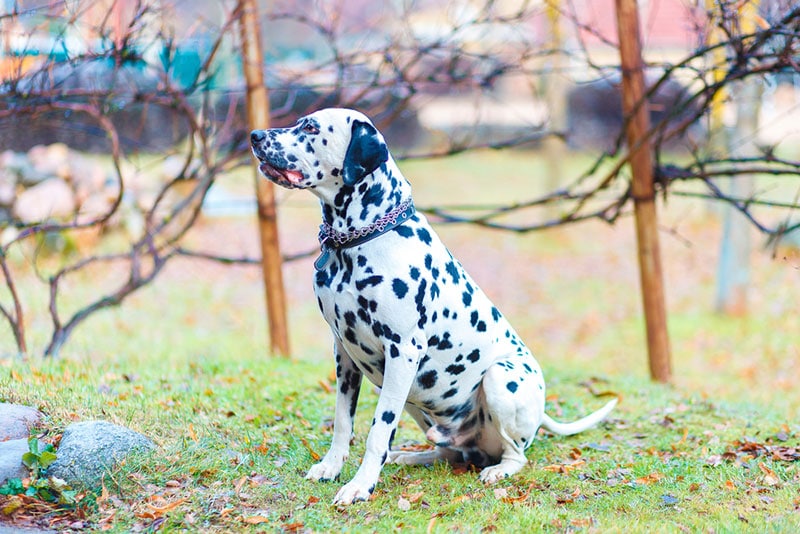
<box><xmin>453</xmin><ymin>493</ymin><xmax>474</xmax><ymax>503</ymax></box>
<box><xmin>427</xmin><ymin>514</ymin><xmax>441</xmax><ymax>534</ymax></box>
<box><xmin>758</xmin><ymin>463</ymin><xmax>780</xmax><ymax>486</ymax></box>
<box><xmin>282</xmin><ymin>521</ymin><xmax>305</xmax><ymax>533</ymax></box>
<box><xmin>543</xmin><ymin>459</ymin><xmax>585</xmax><ymax>474</ymax></box>
<box><xmin>243</xmin><ymin>515</ymin><xmax>270</xmax><ymax>524</ymax></box>
<box><xmin>635</xmin><ymin>472</ymin><xmax>665</xmax><ymax>485</ymax></box>
<box><xmin>96</xmin><ymin>483</ymin><xmax>111</xmax><ymax>505</ymax></box>
<box><xmin>404</xmin><ymin>491</ymin><xmax>424</xmax><ymax>503</ymax></box>
<box><xmin>145</xmin><ymin>498</ymin><xmax>187</xmax><ymax>517</ymax></box>
<box><xmin>1</xmin><ymin>496</ymin><xmax>23</xmax><ymax>516</ymax></box>
<box><xmin>398</xmin><ymin>497</ymin><xmax>411</xmax><ymax>511</ymax></box>
<box><xmin>300</xmin><ymin>438</ymin><xmax>321</xmax><ymax>461</ymax></box>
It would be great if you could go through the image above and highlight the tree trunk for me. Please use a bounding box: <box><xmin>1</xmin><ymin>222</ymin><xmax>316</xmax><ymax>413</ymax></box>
<box><xmin>614</xmin><ymin>0</ymin><xmax>672</xmax><ymax>382</ymax></box>
<box><xmin>238</xmin><ymin>0</ymin><xmax>291</xmax><ymax>356</ymax></box>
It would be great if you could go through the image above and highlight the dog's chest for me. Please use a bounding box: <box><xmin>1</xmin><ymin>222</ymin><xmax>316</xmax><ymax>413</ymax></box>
<box><xmin>311</xmin><ymin>227</ymin><xmax>523</xmax><ymax>404</ymax></box>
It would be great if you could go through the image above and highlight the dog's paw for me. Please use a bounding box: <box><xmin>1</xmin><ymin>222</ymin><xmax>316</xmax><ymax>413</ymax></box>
<box><xmin>479</xmin><ymin>465</ymin><xmax>510</xmax><ymax>484</ymax></box>
<box><xmin>479</xmin><ymin>460</ymin><xmax>525</xmax><ymax>484</ymax></box>
<box><xmin>386</xmin><ymin>449</ymin><xmax>415</xmax><ymax>465</ymax></box>
<box><xmin>332</xmin><ymin>481</ymin><xmax>372</xmax><ymax>505</ymax></box>
<box><xmin>306</xmin><ymin>461</ymin><xmax>342</xmax><ymax>481</ymax></box>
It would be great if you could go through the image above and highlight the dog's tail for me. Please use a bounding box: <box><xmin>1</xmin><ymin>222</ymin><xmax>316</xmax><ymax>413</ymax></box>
<box><xmin>540</xmin><ymin>397</ymin><xmax>618</xmax><ymax>436</ymax></box>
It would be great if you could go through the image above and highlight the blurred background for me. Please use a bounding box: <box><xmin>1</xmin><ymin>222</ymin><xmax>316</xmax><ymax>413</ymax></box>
<box><xmin>0</xmin><ymin>1</ymin><xmax>798</xmax><ymax>402</ymax></box>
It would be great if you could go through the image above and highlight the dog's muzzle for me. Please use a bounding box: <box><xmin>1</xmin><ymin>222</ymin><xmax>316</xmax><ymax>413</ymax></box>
<box><xmin>250</xmin><ymin>130</ymin><xmax>304</xmax><ymax>187</ymax></box>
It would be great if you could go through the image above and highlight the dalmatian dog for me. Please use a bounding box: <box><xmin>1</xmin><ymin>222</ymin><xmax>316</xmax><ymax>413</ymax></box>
<box><xmin>250</xmin><ymin>108</ymin><xmax>617</xmax><ymax>505</ymax></box>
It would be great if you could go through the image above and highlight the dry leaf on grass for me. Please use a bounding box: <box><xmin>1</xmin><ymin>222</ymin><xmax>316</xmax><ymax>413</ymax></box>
<box><xmin>543</xmin><ymin>459</ymin><xmax>586</xmax><ymax>474</ymax></box>
<box><xmin>243</xmin><ymin>515</ymin><xmax>270</xmax><ymax>524</ymax></box>
<box><xmin>635</xmin><ymin>472</ymin><xmax>665</xmax><ymax>485</ymax></box>
<box><xmin>299</xmin><ymin>437</ymin><xmax>321</xmax><ymax>461</ymax></box>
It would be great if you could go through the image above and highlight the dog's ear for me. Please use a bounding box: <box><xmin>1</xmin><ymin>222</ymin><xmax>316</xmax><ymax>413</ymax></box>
<box><xmin>341</xmin><ymin>119</ymin><xmax>389</xmax><ymax>186</ymax></box>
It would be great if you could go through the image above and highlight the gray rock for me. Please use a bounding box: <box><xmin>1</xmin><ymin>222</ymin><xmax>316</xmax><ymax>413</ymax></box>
<box><xmin>0</xmin><ymin>150</ymin><xmax>45</xmax><ymax>187</ymax></box>
<box><xmin>12</xmin><ymin>178</ymin><xmax>76</xmax><ymax>223</ymax></box>
<box><xmin>46</xmin><ymin>421</ymin><xmax>155</xmax><ymax>491</ymax></box>
<box><xmin>0</xmin><ymin>169</ymin><xmax>15</xmax><ymax>207</ymax></box>
<box><xmin>27</xmin><ymin>144</ymin><xmax>70</xmax><ymax>180</ymax></box>
<box><xmin>0</xmin><ymin>438</ymin><xmax>28</xmax><ymax>487</ymax></box>
<box><xmin>0</xmin><ymin>403</ymin><xmax>43</xmax><ymax>441</ymax></box>
<box><xmin>0</xmin><ymin>526</ymin><xmax>55</xmax><ymax>534</ymax></box>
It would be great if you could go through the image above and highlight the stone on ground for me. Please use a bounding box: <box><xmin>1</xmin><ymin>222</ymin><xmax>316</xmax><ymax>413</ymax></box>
<box><xmin>0</xmin><ymin>439</ymin><xmax>28</xmax><ymax>487</ymax></box>
<box><xmin>0</xmin><ymin>403</ymin><xmax>43</xmax><ymax>441</ymax></box>
<box><xmin>46</xmin><ymin>421</ymin><xmax>155</xmax><ymax>491</ymax></box>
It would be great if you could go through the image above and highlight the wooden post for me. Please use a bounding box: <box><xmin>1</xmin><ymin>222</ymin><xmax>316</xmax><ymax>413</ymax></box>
<box><xmin>614</xmin><ymin>0</ymin><xmax>672</xmax><ymax>382</ymax></box>
<box><xmin>543</xmin><ymin>0</ymin><xmax>566</xmax><ymax>212</ymax></box>
<box><xmin>238</xmin><ymin>0</ymin><xmax>290</xmax><ymax>356</ymax></box>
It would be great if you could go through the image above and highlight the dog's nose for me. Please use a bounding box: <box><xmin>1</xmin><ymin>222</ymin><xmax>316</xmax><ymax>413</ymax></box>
<box><xmin>250</xmin><ymin>130</ymin><xmax>266</xmax><ymax>144</ymax></box>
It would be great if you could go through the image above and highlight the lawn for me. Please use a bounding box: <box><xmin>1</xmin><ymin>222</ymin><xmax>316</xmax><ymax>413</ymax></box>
<box><xmin>1</xmin><ymin>149</ymin><xmax>799</xmax><ymax>532</ymax></box>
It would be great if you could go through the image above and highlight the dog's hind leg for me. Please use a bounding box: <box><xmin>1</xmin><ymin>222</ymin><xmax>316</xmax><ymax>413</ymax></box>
<box><xmin>477</xmin><ymin>356</ymin><xmax>545</xmax><ymax>483</ymax></box>
<box><xmin>387</xmin><ymin>445</ymin><xmax>462</xmax><ymax>466</ymax></box>
<box><xmin>387</xmin><ymin>404</ymin><xmax>462</xmax><ymax>466</ymax></box>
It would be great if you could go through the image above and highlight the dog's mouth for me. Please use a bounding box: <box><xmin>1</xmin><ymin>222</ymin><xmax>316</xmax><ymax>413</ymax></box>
<box><xmin>257</xmin><ymin>160</ymin><xmax>304</xmax><ymax>187</ymax></box>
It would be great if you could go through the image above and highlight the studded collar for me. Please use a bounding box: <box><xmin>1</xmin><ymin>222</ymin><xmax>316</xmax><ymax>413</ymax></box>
<box><xmin>314</xmin><ymin>199</ymin><xmax>415</xmax><ymax>271</ymax></box>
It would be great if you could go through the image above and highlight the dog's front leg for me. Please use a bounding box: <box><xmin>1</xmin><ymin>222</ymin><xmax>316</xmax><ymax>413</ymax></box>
<box><xmin>307</xmin><ymin>340</ymin><xmax>362</xmax><ymax>482</ymax></box>
<box><xmin>333</xmin><ymin>342</ymin><xmax>422</xmax><ymax>505</ymax></box>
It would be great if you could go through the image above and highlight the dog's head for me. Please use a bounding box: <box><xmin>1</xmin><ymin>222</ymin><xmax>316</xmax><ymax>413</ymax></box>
<box><xmin>250</xmin><ymin>108</ymin><xmax>389</xmax><ymax>192</ymax></box>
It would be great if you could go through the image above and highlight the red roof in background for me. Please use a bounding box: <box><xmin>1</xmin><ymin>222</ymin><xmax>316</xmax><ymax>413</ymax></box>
<box><xmin>568</xmin><ymin>0</ymin><xmax>704</xmax><ymax>51</ymax></box>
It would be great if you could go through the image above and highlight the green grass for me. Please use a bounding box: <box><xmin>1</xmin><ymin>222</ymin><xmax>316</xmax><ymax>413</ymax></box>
<box><xmin>3</xmin><ymin>355</ymin><xmax>799</xmax><ymax>532</ymax></box>
<box><xmin>2</xmin><ymin>148</ymin><xmax>800</xmax><ymax>531</ymax></box>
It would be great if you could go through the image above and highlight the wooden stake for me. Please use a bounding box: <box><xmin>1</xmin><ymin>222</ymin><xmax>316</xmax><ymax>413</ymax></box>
<box><xmin>238</xmin><ymin>0</ymin><xmax>290</xmax><ymax>356</ymax></box>
<box><xmin>614</xmin><ymin>0</ymin><xmax>671</xmax><ymax>382</ymax></box>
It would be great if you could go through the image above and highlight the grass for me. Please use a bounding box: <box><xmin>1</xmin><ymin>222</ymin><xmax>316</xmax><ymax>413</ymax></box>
<box><xmin>3</xmin><ymin>355</ymin><xmax>799</xmax><ymax>532</ymax></box>
<box><xmin>2</xmin><ymin>148</ymin><xmax>800</xmax><ymax>532</ymax></box>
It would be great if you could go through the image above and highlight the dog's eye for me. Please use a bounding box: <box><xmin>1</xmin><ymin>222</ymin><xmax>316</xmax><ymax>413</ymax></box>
<box><xmin>302</xmin><ymin>124</ymin><xmax>319</xmax><ymax>135</ymax></box>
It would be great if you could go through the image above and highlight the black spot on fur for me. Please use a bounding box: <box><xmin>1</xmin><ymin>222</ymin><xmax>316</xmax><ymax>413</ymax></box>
<box><xmin>417</xmin><ymin>370</ymin><xmax>438</xmax><ymax>389</ymax></box>
<box><xmin>381</xmin><ymin>411</ymin><xmax>396</xmax><ymax>424</ymax></box>
<box><xmin>445</xmin><ymin>261</ymin><xmax>460</xmax><ymax>284</ymax></box>
<box><xmin>395</xmin><ymin>225</ymin><xmax>414</xmax><ymax>238</ymax></box>
<box><xmin>430</xmin><ymin>282</ymin><xmax>440</xmax><ymax>300</ymax></box>
<box><xmin>416</xmin><ymin>228</ymin><xmax>432</xmax><ymax>245</ymax></box>
<box><xmin>506</xmin><ymin>381</ymin><xmax>518</xmax><ymax>393</ymax></box>
<box><xmin>355</xmin><ymin>275</ymin><xmax>383</xmax><ymax>290</ymax></box>
<box><xmin>392</xmin><ymin>278</ymin><xmax>409</xmax><ymax>299</ymax></box>
<box><xmin>445</xmin><ymin>363</ymin><xmax>466</xmax><ymax>375</ymax></box>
